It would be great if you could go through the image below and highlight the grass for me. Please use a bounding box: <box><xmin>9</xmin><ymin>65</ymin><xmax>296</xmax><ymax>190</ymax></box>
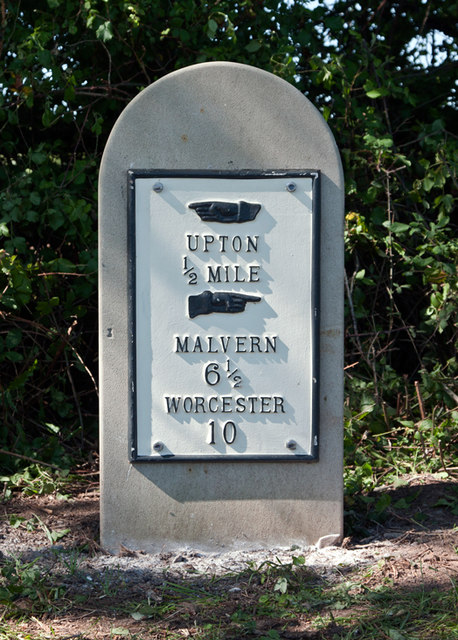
<box><xmin>0</xmin><ymin>550</ymin><xmax>456</xmax><ymax>639</ymax></box>
<box><xmin>321</xmin><ymin>580</ymin><xmax>458</xmax><ymax>639</ymax></box>
<box><xmin>0</xmin><ymin>462</ymin><xmax>456</xmax><ymax>639</ymax></box>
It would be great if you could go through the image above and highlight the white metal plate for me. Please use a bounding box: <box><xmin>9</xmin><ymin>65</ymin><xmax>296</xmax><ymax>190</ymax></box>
<box><xmin>130</xmin><ymin>172</ymin><xmax>319</xmax><ymax>460</ymax></box>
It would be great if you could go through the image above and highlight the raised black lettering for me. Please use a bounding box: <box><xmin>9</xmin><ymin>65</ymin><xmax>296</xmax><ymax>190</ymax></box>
<box><xmin>233</xmin><ymin>265</ymin><xmax>246</xmax><ymax>282</ymax></box>
<box><xmin>164</xmin><ymin>395</ymin><xmax>285</xmax><ymax>415</ymax></box>
<box><xmin>266</xmin><ymin>336</ymin><xmax>277</xmax><ymax>353</ymax></box>
<box><xmin>235</xmin><ymin>397</ymin><xmax>246</xmax><ymax>412</ymax></box>
<box><xmin>220</xmin><ymin>336</ymin><xmax>230</xmax><ymax>353</ymax></box>
<box><xmin>207</xmin><ymin>265</ymin><xmax>222</xmax><ymax>283</ymax></box>
<box><xmin>183</xmin><ymin>397</ymin><xmax>193</xmax><ymax>413</ymax></box>
<box><xmin>250</xmin><ymin>336</ymin><xmax>261</xmax><ymax>352</ymax></box>
<box><xmin>193</xmin><ymin>337</ymin><xmax>203</xmax><ymax>353</ymax></box>
<box><xmin>246</xmin><ymin>235</ymin><xmax>258</xmax><ymax>252</ymax></box>
<box><xmin>186</xmin><ymin>235</ymin><xmax>259</xmax><ymax>254</ymax></box>
<box><xmin>203</xmin><ymin>235</ymin><xmax>214</xmax><ymax>252</ymax></box>
<box><xmin>223</xmin><ymin>421</ymin><xmax>236</xmax><ymax>444</ymax></box>
<box><xmin>175</xmin><ymin>336</ymin><xmax>189</xmax><ymax>353</ymax></box>
<box><xmin>208</xmin><ymin>420</ymin><xmax>216</xmax><ymax>444</ymax></box>
<box><xmin>195</xmin><ymin>397</ymin><xmax>206</xmax><ymax>413</ymax></box>
<box><xmin>165</xmin><ymin>397</ymin><xmax>180</xmax><ymax>413</ymax></box>
<box><xmin>274</xmin><ymin>396</ymin><xmax>285</xmax><ymax>413</ymax></box>
<box><xmin>220</xmin><ymin>235</ymin><xmax>228</xmax><ymax>252</ymax></box>
<box><xmin>232</xmin><ymin>236</ymin><xmax>242</xmax><ymax>252</ymax></box>
<box><xmin>236</xmin><ymin>336</ymin><xmax>247</xmax><ymax>352</ymax></box>
<box><xmin>260</xmin><ymin>396</ymin><xmax>272</xmax><ymax>413</ymax></box>
<box><xmin>248</xmin><ymin>396</ymin><xmax>258</xmax><ymax>413</ymax></box>
<box><xmin>186</xmin><ymin>234</ymin><xmax>199</xmax><ymax>251</ymax></box>
<box><xmin>249</xmin><ymin>265</ymin><xmax>260</xmax><ymax>282</ymax></box>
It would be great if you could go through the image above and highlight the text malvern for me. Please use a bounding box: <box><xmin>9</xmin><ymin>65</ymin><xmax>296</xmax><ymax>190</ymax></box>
<box><xmin>175</xmin><ymin>335</ymin><xmax>277</xmax><ymax>354</ymax></box>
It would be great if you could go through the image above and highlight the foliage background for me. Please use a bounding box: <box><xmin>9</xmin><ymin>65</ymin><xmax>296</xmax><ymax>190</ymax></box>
<box><xmin>1</xmin><ymin>0</ymin><xmax>456</xmax><ymax>491</ymax></box>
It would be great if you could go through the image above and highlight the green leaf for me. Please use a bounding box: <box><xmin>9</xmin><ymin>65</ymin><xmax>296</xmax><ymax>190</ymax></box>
<box><xmin>398</xmin><ymin>420</ymin><xmax>415</xmax><ymax>429</ymax></box>
<box><xmin>0</xmin><ymin>222</ymin><xmax>9</xmax><ymax>236</ymax></box>
<box><xmin>42</xmin><ymin>108</ymin><xmax>54</xmax><ymax>128</ymax></box>
<box><xmin>45</xmin><ymin>423</ymin><xmax>61</xmax><ymax>434</ymax></box>
<box><xmin>383</xmin><ymin>221</ymin><xmax>410</xmax><ymax>234</ymax></box>
<box><xmin>36</xmin><ymin>296</ymin><xmax>60</xmax><ymax>315</ymax></box>
<box><xmin>11</xmin><ymin>270</ymin><xmax>32</xmax><ymax>305</ymax></box>
<box><xmin>375</xmin><ymin>494</ymin><xmax>391</xmax><ymax>513</ymax></box>
<box><xmin>366</xmin><ymin>88</ymin><xmax>383</xmax><ymax>98</ymax></box>
<box><xmin>26</xmin><ymin>210</ymin><xmax>38</xmax><ymax>222</ymax></box>
<box><xmin>49</xmin><ymin>528</ymin><xmax>70</xmax><ymax>543</ymax></box>
<box><xmin>207</xmin><ymin>18</ymin><xmax>218</xmax><ymax>39</ymax></box>
<box><xmin>46</xmin><ymin>258</ymin><xmax>75</xmax><ymax>272</ymax></box>
<box><xmin>273</xmin><ymin>576</ymin><xmax>288</xmax><ymax>594</ymax></box>
<box><xmin>5</xmin><ymin>351</ymin><xmax>24</xmax><ymax>363</ymax></box>
<box><xmin>359</xmin><ymin>403</ymin><xmax>375</xmax><ymax>418</ymax></box>
<box><xmin>130</xmin><ymin>611</ymin><xmax>145</xmax><ymax>620</ymax></box>
<box><xmin>423</xmin><ymin>176</ymin><xmax>434</xmax><ymax>191</ymax></box>
<box><xmin>245</xmin><ymin>40</ymin><xmax>262</xmax><ymax>53</ymax></box>
<box><xmin>30</xmin><ymin>150</ymin><xmax>46</xmax><ymax>165</ymax></box>
<box><xmin>393</xmin><ymin>498</ymin><xmax>410</xmax><ymax>510</ymax></box>
<box><xmin>364</xmin><ymin>133</ymin><xmax>393</xmax><ymax>149</ymax></box>
<box><xmin>9</xmin><ymin>515</ymin><xmax>25</xmax><ymax>528</ymax></box>
<box><xmin>96</xmin><ymin>21</ymin><xmax>113</xmax><ymax>42</ymax></box>
<box><xmin>261</xmin><ymin>631</ymin><xmax>281</xmax><ymax>640</ymax></box>
<box><xmin>5</xmin><ymin>329</ymin><xmax>22</xmax><ymax>349</ymax></box>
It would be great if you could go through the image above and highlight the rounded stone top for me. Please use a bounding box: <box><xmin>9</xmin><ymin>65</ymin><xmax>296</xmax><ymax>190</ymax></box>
<box><xmin>100</xmin><ymin>61</ymin><xmax>343</xmax><ymax>183</ymax></box>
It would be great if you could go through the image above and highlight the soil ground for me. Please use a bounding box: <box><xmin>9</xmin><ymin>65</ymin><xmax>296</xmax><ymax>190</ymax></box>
<box><xmin>0</xmin><ymin>472</ymin><xmax>456</xmax><ymax>638</ymax></box>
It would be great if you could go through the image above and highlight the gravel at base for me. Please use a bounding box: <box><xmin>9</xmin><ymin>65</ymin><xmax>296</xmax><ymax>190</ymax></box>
<box><xmin>77</xmin><ymin>540</ymin><xmax>397</xmax><ymax>582</ymax></box>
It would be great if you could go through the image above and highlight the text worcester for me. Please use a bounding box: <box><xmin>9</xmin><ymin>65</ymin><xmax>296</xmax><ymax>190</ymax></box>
<box><xmin>165</xmin><ymin>395</ymin><xmax>285</xmax><ymax>414</ymax></box>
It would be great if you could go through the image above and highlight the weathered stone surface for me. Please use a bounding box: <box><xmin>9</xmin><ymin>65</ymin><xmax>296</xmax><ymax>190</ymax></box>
<box><xmin>99</xmin><ymin>62</ymin><xmax>344</xmax><ymax>552</ymax></box>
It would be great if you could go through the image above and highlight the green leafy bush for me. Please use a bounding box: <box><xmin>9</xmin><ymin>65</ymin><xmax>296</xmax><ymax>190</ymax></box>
<box><xmin>0</xmin><ymin>1</ymin><xmax>456</xmax><ymax>478</ymax></box>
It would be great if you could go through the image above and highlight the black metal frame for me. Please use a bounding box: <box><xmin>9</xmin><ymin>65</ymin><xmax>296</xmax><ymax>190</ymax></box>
<box><xmin>127</xmin><ymin>169</ymin><xmax>320</xmax><ymax>462</ymax></box>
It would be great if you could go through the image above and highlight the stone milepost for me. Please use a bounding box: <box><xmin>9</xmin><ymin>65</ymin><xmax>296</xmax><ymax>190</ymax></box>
<box><xmin>99</xmin><ymin>62</ymin><xmax>344</xmax><ymax>551</ymax></box>
<box><xmin>129</xmin><ymin>172</ymin><xmax>319</xmax><ymax>461</ymax></box>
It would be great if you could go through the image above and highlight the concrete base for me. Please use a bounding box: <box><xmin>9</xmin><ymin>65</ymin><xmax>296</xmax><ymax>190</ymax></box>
<box><xmin>99</xmin><ymin>62</ymin><xmax>344</xmax><ymax>553</ymax></box>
